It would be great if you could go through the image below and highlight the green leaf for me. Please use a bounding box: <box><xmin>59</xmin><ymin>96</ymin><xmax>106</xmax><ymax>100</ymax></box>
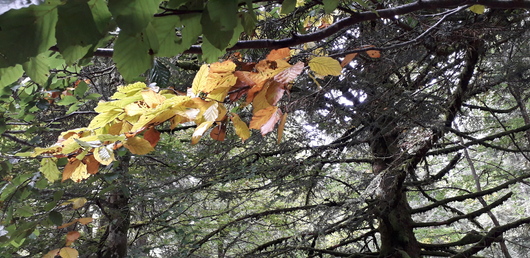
<box><xmin>74</xmin><ymin>80</ymin><xmax>89</xmax><ymax>97</ymax></box>
<box><xmin>323</xmin><ymin>0</ymin><xmax>339</xmax><ymax>14</ymax></box>
<box><xmin>0</xmin><ymin>5</ymin><xmax>58</xmax><ymax>68</ymax></box>
<box><xmin>48</xmin><ymin>211</ymin><xmax>63</xmax><ymax>226</ymax></box>
<box><xmin>22</xmin><ymin>52</ymin><xmax>50</xmax><ymax>85</ymax></box>
<box><xmin>0</xmin><ymin>65</ymin><xmax>24</xmax><ymax>88</ymax></box>
<box><xmin>88</xmin><ymin>0</ymin><xmax>114</xmax><ymax>34</ymax></box>
<box><xmin>469</xmin><ymin>5</ymin><xmax>485</xmax><ymax>14</ymax></box>
<box><xmin>206</xmin><ymin>0</ymin><xmax>238</xmax><ymax>31</ymax></box>
<box><xmin>114</xmin><ymin>31</ymin><xmax>154</xmax><ymax>81</ymax></box>
<box><xmin>16</xmin><ymin>206</ymin><xmax>34</xmax><ymax>217</ymax></box>
<box><xmin>150</xmin><ymin>16</ymin><xmax>180</xmax><ymax>57</ymax></box>
<box><xmin>108</xmin><ymin>0</ymin><xmax>160</xmax><ymax>35</ymax></box>
<box><xmin>201</xmin><ymin>9</ymin><xmax>235</xmax><ymax>50</ymax></box>
<box><xmin>57</xmin><ymin>95</ymin><xmax>79</xmax><ymax>106</ymax></box>
<box><xmin>202</xmin><ymin>38</ymin><xmax>225</xmax><ymax>63</ymax></box>
<box><xmin>180</xmin><ymin>13</ymin><xmax>203</xmax><ymax>50</ymax></box>
<box><xmin>281</xmin><ymin>0</ymin><xmax>296</xmax><ymax>14</ymax></box>
<box><xmin>56</xmin><ymin>0</ymin><xmax>105</xmax><ymax>64</ymax></box>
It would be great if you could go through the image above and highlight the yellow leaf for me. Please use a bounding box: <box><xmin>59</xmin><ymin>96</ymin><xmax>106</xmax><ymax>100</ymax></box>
<box><xmin>202</xmin><ymin>102</ymin><xmax>219</xmax><ymax>122</ymax></box>
<box><xmin>112</xmin><ymin>82</ymin><xmax>147</xmax><ymax>99</ymax></box>
<box><xmin>88</xmin><ymin>109</ymin><xmax>123</xmax><ymax>129</ymax></box>
<box><xmin>59</xmin><ymin>247</ymin><xmax>79</xmax><ymax>258</ymax></box>
<box><xmin>124</xmin><ymin>137</ymin><xmax>155</xmax><ymax>155</ymax></box>
<box><xmin>277</xmin><ymin>112</ymin><xmax>288</xmax><ymax>144</ymax></box>
<box><xmin>94</xmin><ymin>146</ymin><xmax>115</xmax><ymax>166</ymax></box>
<box><xmin>191</xmin><ymin>121</ymin><xmax>215</xmax><ymax>145</ymax></box>
<box><xmin>192</xmin><ymin>64</ymin><xmax>209</xmax><ymax>95</ymax></box>
<box><xmin>141</xmin><ymin>89</ymin><xmax>166</xmax><ymax>108</ymax></box>
<box><xmin>251</xmin><ymin>80</ymin><xmax>274</xmax><ymax>114</ymax></box>
<box><xmin>469</xmin><ymin>4</ymin><xmax>485</xmax><ymax>14</ymax></box>
<box><xmin>70</xmin><ymin>162</ymin><xmax>89</xmax><ymax>182</ymax></box>
<box><xmin>309</xmin><ymin>56</ymin><xmax>342</xmax><ymax>76</ymax></box>
<box><xmin>61</xmin><ymin>197</ymin><xmax>87</xmax><ymax>209</ymax></box>
<box><xmin>231</xmin><ymin>113</ymin><xmax>250</xmax><ymax>142</ymax></box>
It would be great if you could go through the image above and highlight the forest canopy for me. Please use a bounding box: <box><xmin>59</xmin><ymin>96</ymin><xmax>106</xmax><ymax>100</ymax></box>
<box><xmin>1</xmin><ymin>0</ymin><xmax>530</xmax><ymax>257</ymax></box>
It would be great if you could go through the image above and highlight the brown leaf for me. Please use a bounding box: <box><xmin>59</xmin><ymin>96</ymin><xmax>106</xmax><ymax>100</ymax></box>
<box><xmin>266</xmin><ymin>48</ymin><xmax>290</xmax><ymax>61</ymax></box>
<box><xmin>277</xmin><ymin>112</ymin><xmax>288</xmax><ymax>144</ymax></box>
<box><xmin>210</xmin><ymin>123</ymin><xmax>226</xmax><ymax>141</ymax></box>
<box><xmin>77</xmin><ymin>217</ymin><xmax>93</xmax><ymax>225</ymax></box>
<box><xmin>124</xmin><ymin>137</ymin><xmax>155</xmax><ymax>155</ymax></box>
<box><xmin>65</xmin><ymin>231</ymin><xmax>80</xmax><ymax>246</ymax></box>
<box><xmin>274</xmin><ymin>61</ymin><xmax>304</xmax><ymax>84</ymax></box>
<box><xmin>144</xmin><ymin>127</ymin><xmax>161</xmax><ymax>147</ymax></box>
<box><xmin>266</xmin><ymin>81</ymin><xmax>286</xmax><ymax>106</ymax></box>
<box><xmin>62</xmin><ymin>158</ymin><xmax>82</xmax><ymax>182</ymax></box>
<box><xmin>260</xmin><ymin>108</ymin><xmax>282</xmax><ymax>136</ymax></box>
<box><xmin>250</xmin><ymin>106</ymin><xmax>277</xmax><ymax>130</ymax></box>
<box><xmin>340</xmin><ymin>53</ymin><xmax>358</xmax><ymax>67</ymax></box>
<box><xmin>366</xmin><ymin>50</ymin><xmax>381</xmax><ymax>58</ymax></box>
<box><xmin>84</xmin><ymin>155</ymin><xmax>100</xmax><ymax>175</ymax></box>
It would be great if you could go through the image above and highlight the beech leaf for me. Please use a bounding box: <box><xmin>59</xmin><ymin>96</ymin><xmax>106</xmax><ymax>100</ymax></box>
<box><xmin>260</xmin><ymin>108</ymin><xmax>282</xmax><ymax>136</ymax></box>
<box><xmin>230</xmin><ymin>113</ymin><xmax>251</xmax><ymax>142</ymax></box>
<box><xmin>341</xmin><ymin>53</ymin><xmax>358</xmax><ymax>67</ymax></box>
<box><xmin>124</xmin><ymin>137</ymin><xmax>155</xmax><ymax>155</ymax></box>
<box><xmin>469</xmin><ymin>4</ymin><xmax>485</xmax><ymax>14</ymax></box>
<box><xmin>144</xmin><ymin>127</ymin><xmax>161</xmax><ymax>147</ymax></box>
<box><xmin>65</xmin><ymin>231</ymin><xmax>81</xmax><ymax>246</ymax></box>
<box><xmin>250</xmin><ymin>106</ymin><xmax>277</xmax><ymax>130</ymax></box>
<box><xmin>274</xmin><ymin>61</ymin><xmax>304</xmax><ymax>84</ymax></box>
<box><xmin>192</xmin><ymin>121</ymin><xmax>215</xmax><ymax>145</ymax></box>
<box><xmin>309</xmin><ymin>56</ymin><xmax>342</xmax><ymax>76</ymax></box>
<box><xmin>59</xmin><ymin>247</ymin><xmax>79</xmax><ymax>258</ymax></box>
<box><xmin>266</xmin><ymin>48</ymin><xmax>291</xmax><ymax>61</ymax></box>
<box><xmin>277</xmin><ymin>112</ymin><xmax>288</xmax><ymax>144</ymax></box>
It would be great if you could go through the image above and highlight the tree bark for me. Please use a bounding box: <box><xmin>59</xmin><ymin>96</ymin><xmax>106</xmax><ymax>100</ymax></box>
<box><xmin>98</xmin><ymin>154</ymin><xmax>131</xmax><ymax>258</ymax></box>
<box><xmin>369</xmin><ymin>115</ymin><xmax>421</xmax><ymax>258</ymax></box>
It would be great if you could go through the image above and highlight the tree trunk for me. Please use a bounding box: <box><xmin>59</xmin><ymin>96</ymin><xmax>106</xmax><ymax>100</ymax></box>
<box><xmin>370</xmin><ymin>115</ymin><xmax>421</xmax><ymax>258</ymax></box>
<box><xmin>98</xmin><ymin>154</ymin><xmax>131</xmax><ymax>258</ymax></box>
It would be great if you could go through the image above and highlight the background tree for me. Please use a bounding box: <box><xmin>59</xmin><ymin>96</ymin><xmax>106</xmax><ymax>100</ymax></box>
<box><xmin>1</xmin><ymin>1</ymin><xmax>530</xmax><ymax>258</ymax></box>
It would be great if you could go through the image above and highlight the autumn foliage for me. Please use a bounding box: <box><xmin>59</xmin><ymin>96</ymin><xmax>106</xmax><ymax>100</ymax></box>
<box><xmin>23</xmin><ymin>48</ymin><xmax>344</xmax><ymax>183</ymax></box>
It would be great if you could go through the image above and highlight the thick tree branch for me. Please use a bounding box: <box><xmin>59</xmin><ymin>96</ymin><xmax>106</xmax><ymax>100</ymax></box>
<box><xmin>88</xmin><ymin>0</ymin><xmax>530</xmax><ymax>58</ymax></box>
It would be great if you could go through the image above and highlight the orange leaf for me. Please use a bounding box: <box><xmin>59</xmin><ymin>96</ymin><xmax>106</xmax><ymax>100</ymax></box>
<box><xmin>141</xmin><ymin>89</ymin><xmax>166</xmax><ymax>108</ymax></box>
<box><xmin>210</xmin><ymin>123</ymin><xmax>226</xmax><ymax>141</ymax></box>
<box><xmin>43</xmin><ymin>249</ymin><xmax>60</xmax><ymax>258</ymax></box>
<box><xmin>144</xmin><ymin>127</ymin><xmax>161</xmax><ymax>147</ymax></box>
<box><xmin>366</xmin><ymin>50</ymin><xmax>381</xmax><ymax>58</ymax></box>
<box><xmin>65</xmin><ymin>231</ymin><xmax>80</xmax><ymax>246</ymax></box>
<box><xmin>341</xmin><ymin>53</ymin><xmax>358</xmax><ymax>67</ymax></box>
<box><xmin>84</xmin><ymin>155</ymin><xmax>100</xmax><ymax>175</ymax></box>
<box><xmin>274</xmin><ymin>61</ymin><xmax>304</xmax><ymax>84</ymax></box>
<box><xmin>233</xmin><ymin>71</ymin><xmax>256</xmax><ymax>88</ymax></box>
<box><xmin>260</xmin><ymin>108</ymin><xmax>282</xmax><ymax>136</ymax></box>
<box><xmin>77</xmin><ymin>217</ymin><xmax>93</xmax><ymax>225</ymax></box>
<box><xmin>266</xmin><ymin>81</ymin><xmax>285</xmax><ymax>106</ymax></box>
<box><xmin>266</xmin><ymin>48</ymin><xmax>290</xmax><ymax>61</ymax></box>
<box><xmin>58</xmin><ymin>220</ymin><xmax>76</xmax><ymax>229</ymax></box>
<box><xmin>277</xmin><ymin>112</ymin><xmax>288</xmax><ymax>144</ymax></box>
<box><xmin>250</xmin><ymin>106</ymin><xmax>277</xmax><ymax>130</ymax></box>
<box><xmin>62</xmin><ymin>158</ymin><xmax>82</xmax><ymax>182</ymax></box>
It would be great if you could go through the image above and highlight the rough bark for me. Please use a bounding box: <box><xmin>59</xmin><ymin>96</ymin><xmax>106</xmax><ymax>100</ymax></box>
<box><xmin>370</xmin><ymin>114</ymin><xmax>421</xmax><ymax>258</ymax></box>
<box><xmin>98</xmin><ymin>154</ymin><xmax>131</xmax><ymax>258</ymax></box>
